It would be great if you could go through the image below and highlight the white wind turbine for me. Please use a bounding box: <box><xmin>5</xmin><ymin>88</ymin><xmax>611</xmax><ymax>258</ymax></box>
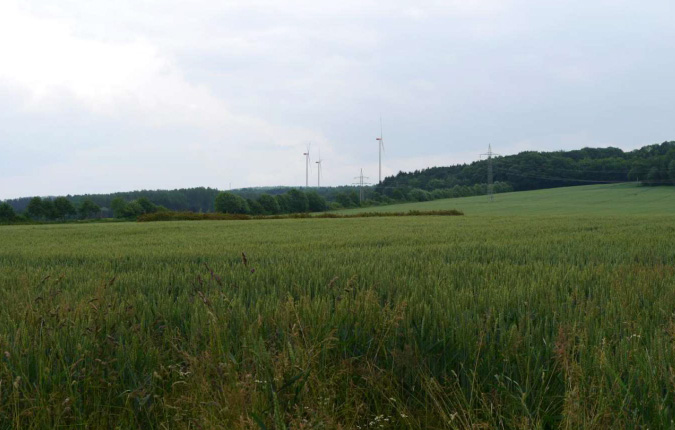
<box><xmin>376</xmin><ymin>118</ymin><xmax>385</xmax><ymax>183</ymax></box>
<box><xmin>315</xmin><ymin>150</ymin><xmax>323</xmax><ymax>187</ymax></box>
<box><xmin>303</xmin><ymin>143</ymin><xmax>312</xmax><ymax>187</ymax></box>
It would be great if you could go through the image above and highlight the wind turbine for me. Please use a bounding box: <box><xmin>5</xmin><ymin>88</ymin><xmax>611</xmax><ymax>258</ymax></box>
<box><xmin>376</xmin><ymin>118</ymin><xmax>385</xmax><ymax>183</ymax></box>
<box><xmin>315</xmin><ymin>151</ymin><xmax>323</xmax><ymax>187</ymax></box>
<box><xmin>303</xmin><ymin>143</ymin><xmax>311</xmax><ymax>188</ymax></box>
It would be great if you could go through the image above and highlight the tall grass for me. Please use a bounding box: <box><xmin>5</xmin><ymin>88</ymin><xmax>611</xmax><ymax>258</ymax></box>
<box><xmin>0</xmin><ymin>215</ymin><xmax>674</xmax><ymax>428</ymax></box>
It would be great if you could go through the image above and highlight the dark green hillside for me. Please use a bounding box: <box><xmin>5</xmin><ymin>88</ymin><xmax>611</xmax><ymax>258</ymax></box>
<box><xmin>377</xmin><ymin>141</ymin><xmax>675</xmax><ymax>196</ymax></box>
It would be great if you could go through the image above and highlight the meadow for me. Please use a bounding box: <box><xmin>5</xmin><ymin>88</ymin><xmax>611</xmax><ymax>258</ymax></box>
<box><xmin>343</xmin><ymin>183</ymin><xmax>675</xmax><ymax>216</ymax></box>
<box><xmin>1</xmin><ymin>184</ymin><xmax>675</xmax><ymax>429</ymax></box>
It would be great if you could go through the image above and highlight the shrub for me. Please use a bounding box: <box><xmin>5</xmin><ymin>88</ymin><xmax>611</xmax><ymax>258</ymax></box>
<box><xmin>215</xmin><ymin>192</ymin><xmax>249</xmax><ymax>214</ymax></box>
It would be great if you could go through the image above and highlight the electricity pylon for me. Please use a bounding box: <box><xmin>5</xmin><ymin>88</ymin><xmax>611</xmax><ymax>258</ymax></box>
<box><xmin>480</xmin><ymin>144</ymin><xmax>501</xmax><ymax>201</ymax></box>
<box><xmin>353</xmin><ymin>168</ymin><xmax>370</xmax><ymax>203</ymax></box>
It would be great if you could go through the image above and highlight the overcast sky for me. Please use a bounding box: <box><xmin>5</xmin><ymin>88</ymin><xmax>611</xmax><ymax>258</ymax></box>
<box><xmin>1</xmin><ymin>0</ymin><xmax>674</xmax><ymax>199</ymax></box>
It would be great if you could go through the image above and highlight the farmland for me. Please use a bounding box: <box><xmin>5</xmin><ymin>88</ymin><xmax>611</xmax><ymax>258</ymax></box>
<box><xmin>1</xmin><ymin>185</ymin><xmax>675</xmax><ymax>428</ymax></box>
<box><xmin>342</xmin><ymin>183</ymin><xmax>675</xmax><ymax>216</ymax></box>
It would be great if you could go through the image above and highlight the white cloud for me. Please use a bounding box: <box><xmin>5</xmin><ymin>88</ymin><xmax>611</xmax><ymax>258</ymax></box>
<box><xmin>1</xmin><ymin>0</ymin><xmax>674</xmax><ymax>199</ymax></box>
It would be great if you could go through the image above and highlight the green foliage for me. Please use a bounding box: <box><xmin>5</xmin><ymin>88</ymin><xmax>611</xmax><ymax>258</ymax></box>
<box><xmin>78</xmin><ymin>199</ymin><xmax>101</xmax><ymax>219</ymax></box>
<box><xmin>53</xmin><ymin>197</ymin><xmax>77</xmax><ymax>219</ymax></box>
<box><xmin>26</xmin><ymin>197</ymin><xmax>45</xmax><ymax>219</ymax></box>
<box><xmin>135</xmin><ymin>197</ymin><xmax>158</xmax><ymax>214</ymax></box>
<box><xmin>306</xmin><ymin>191</ymin><xmax>326</xmax><ymax>212</ymax></box>
<box><xmin>246</xmin><ymin>198</ymin><xmax>264</xmax><ymax>215</ymax></box>
<box><xmin>215</xmin><ymin>192</ymin><xmax>249</xmax><ymax>214</ymax></box>
<box><xmin>110</xmin><ymin>197</ymin><xmax>128</xmax><ymax>218</ymax></box>
<box><xmin>111</xmin><ymin>197</ymin><xmax>160</xmax><ymax>218</ymax></box>
<box><xmin>379</xmin><ymin>140</ymin><xmax>675</xmax><ymax>194</ymax></box>
<box><xmin>41</xmin><ymin>199</ymin><xmax>56</xmax><ymax>220</ymax></box>
<box><xmin>408</xmin><ymin>188</ymin><xmax>431</xmax><ymax>202</ymax></box>
<box><xmin>0</xmin><ymin>202</ymin><xmax>16</xmax><ymax>222</ymax></box>
<box><xmin>348</xmin><ymin>191</ymin><xmax>360</xmax><ymax>207</ymax></box>
<box><xmin>670</xmin><ymin>160</ymin><xmax>675</xmax><ymax>184</ymax></box>
<box><xmin>275</xmin><ymin>194</ymin><xmax>290</xmax><ymax>213</ymax></box>
<box><xmin>286</xmin><ymin>188</ymin><xmax>309</xmax><ymax>213</ymax></box>
<box><xmin>257</xmin><ymin>194</ymin><xmax>281</xmax><ymax>214</ymax></box>
<box><xmin>335</xmin><ymin>192</ymin><xmax>352</xmax><ymax>208</ymax></box>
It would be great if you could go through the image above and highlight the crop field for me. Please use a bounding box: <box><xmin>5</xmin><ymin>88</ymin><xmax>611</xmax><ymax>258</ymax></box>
<box><xmin>341</xmin><ymin>183</ymin><xmax>675</xmax><ymax>216</ymax></box>
<box><xmin>1</xmin><ymin>188</ymin><xmax>675</xmax><ymax>429</ymax></box>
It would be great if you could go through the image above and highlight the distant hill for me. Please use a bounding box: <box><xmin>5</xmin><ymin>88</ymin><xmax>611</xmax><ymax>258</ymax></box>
<box><xmin>4</xmin><ymin>141</ymin><xmax>674</xmax><ymax>215</ymax></box>
<box><xmin>341</xmin><ymin>183</ymin><xmax>675</xmax><ymax>216</ymax></box>
<box><xmin>376</xmin><ymin>141</ymin><xmax>675</xmax><ymax>197</ymax></box>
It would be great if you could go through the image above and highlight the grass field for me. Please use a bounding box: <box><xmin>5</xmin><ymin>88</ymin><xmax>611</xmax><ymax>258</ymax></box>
<box><xmin>340</xmin><ymin>183</ymin><xmax>675</xmax><ymax>216</ymax></box>
<box><xmin>1</xmin><ymin>185</ymin><xmax>675</xmax><ymax>429</ymax></box>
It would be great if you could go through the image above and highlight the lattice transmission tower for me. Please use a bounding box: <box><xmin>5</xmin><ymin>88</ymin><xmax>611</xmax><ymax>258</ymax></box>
<box><xmin>352</xmin><ymin>168</ymin><xmax>370</xmax><ymax>203</ymax></box>
<box><xmin>480</xmin><ymin>145</ymin><xmax>501</xmax><ymax>201</ymax></box>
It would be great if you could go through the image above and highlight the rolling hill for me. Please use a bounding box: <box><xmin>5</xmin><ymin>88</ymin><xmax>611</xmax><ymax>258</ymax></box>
<box><xmin>339</xmin><ymin>183</ymin><xmax>675</xmax><ymax>216</ymax></box>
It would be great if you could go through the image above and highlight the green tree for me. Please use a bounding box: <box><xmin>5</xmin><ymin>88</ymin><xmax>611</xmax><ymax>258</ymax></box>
<box><xmin>111</xmin><ymin>197</ymin><xmax>128</xmax><ymax>218</ymax></box>
<box><xmin>135</xmin><ymin>197</ymin><xmax>158</xmax><ymax>214</ymax></box>
<box><xmin>286</xmin><ymin>189</ymin><xmax>309</xmax><ymax>213</ymax></box>
<box><xmin>246</xmin><ymin>198</ymin><xmax>264</xmax><ymax>215</ymax></box>
<box><xmin>335</xmin><ymin>192</ymin><xmax>352</xmax><ymax>208</ymax></box>
<box><xmin>306</xmin><ymin>191</ymin><xmax>326</xmax><ymax>212</ymax></box>
<box><xmin>275</xmin><ymin>194</ymin><xmax>290</xmax><ymax>213</ymax></box>
<box><xmin>42</xmin><ymin>199</ymin><xmax>56</xmax><ymax>220</ymax></box>
<box><xmin>669</xmin><ymin>160</ymin><xmax>675</xmax><ymax>185</ymax></box>
<box><xmin>427</xmin><ymin>179</ymin><xmax>446</xmax><ymax>190</ymax></box>
<box><xmin>78</xmin><ymin>199</ymin><xmax>101</xmax><ymax>219</ymax></box>
<box><xmin>409</xmin><ymin>188</ymin><xmax>430</xmax><ymax>202</ymax></box>
<box><xmin>0</xmin><ymin>202</ymin><xmax>16</xmax><ymax>222</ymax></box>
<box><xmin>26</xmin><ymin>197</ymin><xmax>45</xmax><ymax>219</ymax></box>
<box><xmin>349</xmin><ymin>191</ymin><xmax>360</xmax><ymax>207</ymax></box>
<box><xmin>392</xmin><ymin>189</ymin><xmax>406</xmax><ymax>201</ymax></box>
<box><xmin>646</xmin><ymin>166</ymin><xmax>661</xmax><ymax>185</ymax></box>
<box><xmin>214</xmin><ymin>192</ymin><xmax>249</xmax><ymax>214</ymax></box>
<box><xmin>257</xmin><ymin>194</ymin><xmax>280</xmax><ymax>214</ymax></box>
<box><xmin>124</xmin><ymin>201</ymin><xmax>145</xmax><ymax>217</ymax></box>
<box><xmin>53</xmin><ymin>197</ymin><xmax>77</xmax><ymax>219</ymax></box>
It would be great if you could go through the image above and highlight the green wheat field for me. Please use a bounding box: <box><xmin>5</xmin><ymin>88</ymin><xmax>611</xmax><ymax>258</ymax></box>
<box><xmin>1</xmin><ymin>183</ymin><xmax>675</xmax><ymax>429</ymax></box>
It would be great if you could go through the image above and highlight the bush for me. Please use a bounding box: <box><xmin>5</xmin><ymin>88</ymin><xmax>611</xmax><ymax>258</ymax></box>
<box><xmin>214</xmin><ymin>192</ymin><xmax>249</xmax><ymax>214</ymax></box>
<box><xmin>306</xmin><ymin>191</ymin><xmax>327</xmax><ymax>212</ymax></box>
<box><xmin>257</xmin><ymin>194</ymin><xmax>280</xmax><ymax>214</ymax></box>
<box><xmin>287</xmin><ymin>189</ymin><xmax>309</xmax><ymax>213</ymax></box>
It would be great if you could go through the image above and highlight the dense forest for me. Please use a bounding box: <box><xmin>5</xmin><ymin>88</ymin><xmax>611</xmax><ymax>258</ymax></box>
<box><xmin>377</xmin><ymin>141</ymin><xmax>675</xmax><ymax>195</ymax></box>
<box><xmin>2</xmin><ymin>141</ymin><xmax>674</xmax><ymax>223</ymax></box>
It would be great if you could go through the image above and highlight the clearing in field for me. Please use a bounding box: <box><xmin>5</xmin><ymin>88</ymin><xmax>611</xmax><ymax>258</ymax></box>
<box><xmin>1</xmin><ymin>184</ymin><xmax>674</xmax><ymax>428</ymax></box>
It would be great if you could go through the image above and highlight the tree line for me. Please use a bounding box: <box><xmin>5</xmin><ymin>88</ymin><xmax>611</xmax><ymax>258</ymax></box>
<box><xmin>3</xmin><ymin>141</ymin><xmax>673</xmax><ymax>224</ymax></box>
<box><xmin>213</xmin><ymin>189</ymin><xmax>327</xmax><ymax>215</ymax></box>
<box><xmin>377</xmin><ymin>141</ymin><xmax>675</xmax><ymax>194</ymax></box>
<box><xmin>0</xmin><ymin>197</ymin><xmax>102</xmax><ymax>223</ymax></box>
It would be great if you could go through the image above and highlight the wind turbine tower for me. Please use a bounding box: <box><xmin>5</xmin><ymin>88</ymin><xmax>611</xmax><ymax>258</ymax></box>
<box><xmin>303</xmin><ymin>144</ymin><xmax>311</xmax><ymax>188</ymax></box>
<box><xmin>376</xmin><ymin>118</ymin><xmax>385</xmax><ymax>183</ymax></box>
<box><xmin>315</xmin><ymin>152</ymin><xmax>323</xmax><ymax>187</ymax></box>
